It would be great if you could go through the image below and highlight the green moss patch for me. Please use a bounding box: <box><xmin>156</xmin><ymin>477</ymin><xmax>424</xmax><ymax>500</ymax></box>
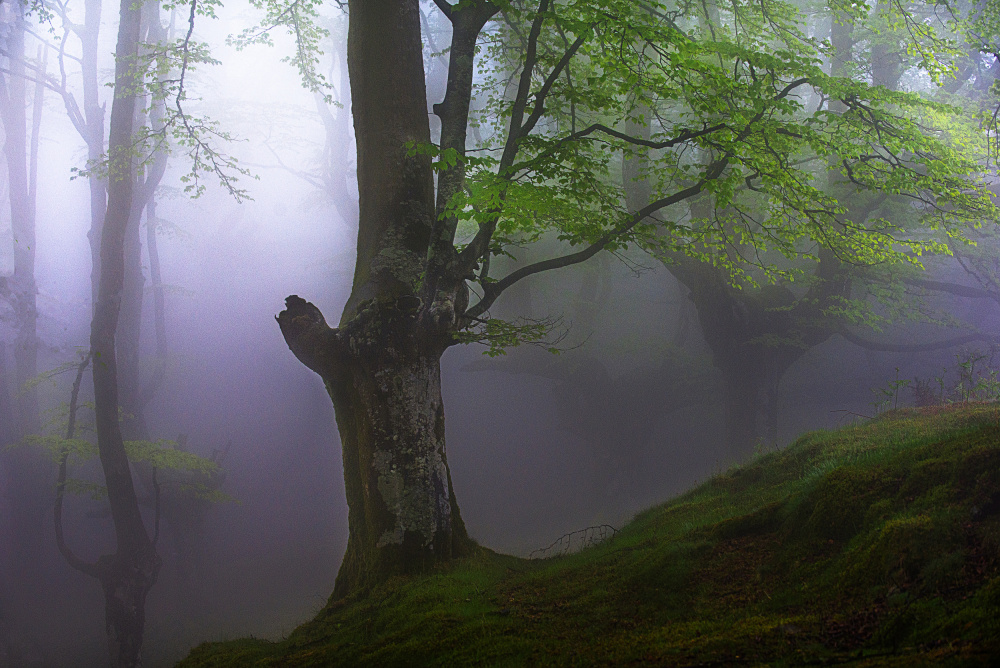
<box><xmin>178</xmin><ymin>404</ymin><xmax>1000</xmax><ymax>667</ymax></box>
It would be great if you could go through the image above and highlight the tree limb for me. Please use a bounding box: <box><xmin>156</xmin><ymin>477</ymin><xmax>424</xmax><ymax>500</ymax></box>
<box><xmin>463</xmin><ymin>156</ymin><xmax>730</xmax><ymax>320</ymax></box>
<box><xmin>840</xmin><ymin>328</ymin><xmax>1000</xmax><ymax>353</ymax></box>
<box><xmin>54</xmin><ymin>352</ymin><xmax>100</xmax><ymax>579</ymax></box>
<box><xmin>902</xmin><ymin>277</ymin><xmax>998</xmax><ymax>301</ymax></box>
<box><xmin>276</xmin><ymin>295</ymin><xmax>344</xmax><ymax>378</ymax></box>
<box><xmin>432</xmin><ymin>0</ymin><xmax>453</xmax><ymax>21</ymax></box>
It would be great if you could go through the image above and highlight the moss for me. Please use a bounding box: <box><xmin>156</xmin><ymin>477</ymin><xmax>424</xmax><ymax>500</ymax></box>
<box><xmin>800</xmin><ymin>465</ymin><xmax>889</xmax><ymax>543</ymax></box>
<box><xmin>177</xmin><ymin>403</ymin><xmax>1000</xmax><ymax>668</ymax></box>
<box><xmin>711</xmin><ymin>501</ymin><xmax>783</xmax><ymax>540</ymax></box>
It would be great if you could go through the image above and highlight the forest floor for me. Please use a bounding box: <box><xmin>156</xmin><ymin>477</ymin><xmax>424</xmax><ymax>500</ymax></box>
<box><xmin>177</xmin><ymin>403</ymin><xmax>1000</xmax><ymax>666</ymax></box>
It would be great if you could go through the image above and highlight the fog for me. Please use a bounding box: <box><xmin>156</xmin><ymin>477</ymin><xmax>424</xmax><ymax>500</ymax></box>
<box><xmin>0</xmin><ymin>1</ymin><xmax>997</xmax><ymax>666</ymax></box>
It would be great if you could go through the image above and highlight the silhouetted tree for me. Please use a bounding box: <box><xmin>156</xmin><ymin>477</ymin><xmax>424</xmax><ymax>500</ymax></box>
<box><xmin>0</xmin><ymin>2</ymin><xmax>50</xmax><ymax>648</ymax></box>
<box><xmin>68</xmin><ymin>0</ymin><xmax>161</xmax><ymax>663</ymax></box>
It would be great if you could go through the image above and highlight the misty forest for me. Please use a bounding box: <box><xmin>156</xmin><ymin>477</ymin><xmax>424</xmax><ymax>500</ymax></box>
<box><xmin>1</xmin><ymin>0</ymin><xmax>1000</xmax><ymax>665</ymax></box>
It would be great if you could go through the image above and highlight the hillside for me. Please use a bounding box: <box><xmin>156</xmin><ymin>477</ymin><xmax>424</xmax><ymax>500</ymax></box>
<box><xmin>178</xmin><ymin>404</ymin><xmax>1000</xmax><ymax>666</ymax></box>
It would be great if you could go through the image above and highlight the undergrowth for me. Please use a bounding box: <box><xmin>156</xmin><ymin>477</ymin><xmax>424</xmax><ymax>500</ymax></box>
<box><xmin>178</xmin><ymin>403</ymin><xmax>1000</xmax><ymax>666</ymax></box>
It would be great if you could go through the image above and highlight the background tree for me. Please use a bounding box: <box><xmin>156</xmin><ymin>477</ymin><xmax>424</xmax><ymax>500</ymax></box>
<box><xmin>37</xmin><ymin>0</ymin><xmax>246</xmax><ymax>661</ymax></box>
<box><xmin>0</xmin><ymin>2</ymin><xmax>50</xmax><ymax>656</ymax></box>
<box><xmin>84</xmin><ymin>0</ymin><xmax>161</xmax><ymax>660</ymax></box>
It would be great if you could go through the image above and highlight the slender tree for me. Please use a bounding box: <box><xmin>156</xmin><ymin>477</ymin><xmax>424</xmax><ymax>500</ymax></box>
<box><xmin>118</xmin><ymin>0</ymin><xmax>172</xmax><ymax>443</ymax></box>
<box><xmin>0</xmin><ymin>3</ymin><xmax>50</xmax><ymax>648</ymax></box>
<box><xmin>86</xmin><ymin>0</ymin><xmax>160</xmax><ymax>661</ymax></box>
<box><xmin>0</xmin><ymin>0</ymin><xmax>41</xmax><ymax>441</ymax></box>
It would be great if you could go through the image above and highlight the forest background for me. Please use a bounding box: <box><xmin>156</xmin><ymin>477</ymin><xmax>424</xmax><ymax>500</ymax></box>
<box><xmin>0</xmin><ymin>0</ymin><xmax>998</xmax><ymax>665</ymax></box>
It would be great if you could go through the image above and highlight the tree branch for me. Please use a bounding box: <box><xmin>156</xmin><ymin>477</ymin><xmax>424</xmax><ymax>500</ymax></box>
<box><xmin>54</xmin><ymin>352</ymin><xmax>100</xmax><ymax>579</ymax></box>
<box><xmin>519</xmin><ymin>32</ymin><xmax>587</xmax><ymax>138</ymax></box>
<box><xmin>276</xmin><ymin>295</ymin><xmax>344</xmax><ymax>378</ymax></box>
<box><xmin>463</xmin><ymin>156</ymin><xmax>730</xmax><ymax>320</ymax></box>
<box><xmin>903</xmin><ymin>277</ymin><xmax>998</xmax><ymax>301</ymax></box>
<box><xmin>511</xmin><ymin>121</ymin><xmax>727</xmax><ymax>176</ymax></box>
<box><xmin>840</xmin><ymin>328</ymin><xmax>1000</xmax><ymax>353</ymax></box>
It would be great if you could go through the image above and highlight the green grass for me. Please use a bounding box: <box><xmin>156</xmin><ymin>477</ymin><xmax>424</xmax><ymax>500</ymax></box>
<box><xmin>177</xmin><ymin>403</ymin><xmax>1000</xmax><ymax>666</ymax></box>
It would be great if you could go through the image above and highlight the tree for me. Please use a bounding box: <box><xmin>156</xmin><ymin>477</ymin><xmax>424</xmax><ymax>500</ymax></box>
<box><xmin>85</xmin><ymin>0</ymin><xmax>162</xmax><ymax>660</ymax></box>
<box><xmin>275</xmin><ymin>0</ymin><xmax>994</xmax><ymax>597</ymax></box>
<box><xmin>0</xmin><ymin>0</ymin><xmax>43</xmax><ymax>440</ymax></box>
<box><xmin>66</xmin><ymin>0</ymin><xmax>243</xmax><ymax>655</ymax></box>
<box><xmin>0</xmin><ymin>1</ymin><xmax>51</xmax><ymax>651</ymax></box>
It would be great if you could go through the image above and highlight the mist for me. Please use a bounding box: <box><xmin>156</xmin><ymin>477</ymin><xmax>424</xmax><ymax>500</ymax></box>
<box><xmin>1</xmin><ymin>0</ymin><xmax>998</xmax><ymax>665</ymax></box>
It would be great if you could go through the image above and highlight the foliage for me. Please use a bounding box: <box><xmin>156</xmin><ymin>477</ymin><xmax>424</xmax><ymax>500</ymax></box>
<box><xmin>177</xmin><ymin>402</ymin><xmax>1000</xmax><ymax>666</ymax></box>
<box><xmin>18</xmin><ymin>356</ymin><xmax>92</xmax><ymax>396</ymax></box>
<box><xmin>871</xmin><ymin>366</ymin><xmax>911</xmax><ymax>415</ymax></box>
<box><xmin>227</xmin><ymin>0</ymin><xmax>334</xmax><ymax>100</ymax></box>
<box><xmin>256</xmin><ymin>0</ymin><xmax>999</xmax><ymax>353</ymax></box>
<box><xmin>62</xmin><ymin>0</ymin><xmax>254</xmax><ymax>199</ymax></box>
<box><xmin>454</xmin><ymin>315</ymin><xmax>563</xmax><ymax>356</ymax></box>
<box><xmin>458</xmin><ymin>0</ymin><xmax>993</xmax><ymax>281</ymax></box>
<box><xmin>915</xmin><ymin>348</ymin><xmax>1000</xmax><ymax>406</ymax></box>
<box><xmin>23</xmin><ymin>430</ymin><xmax>226</xmax><ymax>500</ymax></box>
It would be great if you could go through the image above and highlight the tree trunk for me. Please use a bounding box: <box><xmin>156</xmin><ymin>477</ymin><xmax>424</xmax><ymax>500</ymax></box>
<box><xmin>96</xmin><ymin>550</ymin><xmax>158</xmax><ymax>668</ymax></box>
<box><xmin>0</xmin><ymin>347</ymin><xmax>11</xmax><ymax>446</ymax></box>
<box><xmin>281</xmin><ymin>0</ymin><xmax>491</xmax><ymax>596</ymax></box>
<box><xmin>118</xmin><ymin>195</ymin><xmax>146</xmax><ymax>441</ymax></box>
<box><xmin>279</xmin><ymin>297</ymin><xmax>469</xmax><ymax>599</ymax></box>
<box><xmin>330</xmin><ymin>348</ymin><xmax>467</xmax><ymax>598</ymax></box>
<box><xmin>118</xmin><ymin>2</ymin><xmax>170</xmax><ymax>442</ymax></box>
<box><xmin>721</xmin><ymin>363</ymin><xmax>765</xmax><ymax>461</ymax></box>
<box><xmin>0</xmin><ymin>0</ymin><xmax>39</xmax><ymax>439</ymax></box>
<box><xmin>82</xmin><ymin>0</ymin><xmax>108</xmax><ymax>304</ymax></box>
<box><xmin>279</xmin><ymin>0</ymin><xmax>474</xmax><ymax>597</ymax></box>
<box><xmin>0</xmin><ymin>5</ymin><xmax>49</xmax><ymax>641</ymax></box>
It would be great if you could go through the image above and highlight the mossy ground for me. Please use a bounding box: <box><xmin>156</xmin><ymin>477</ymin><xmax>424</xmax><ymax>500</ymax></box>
<box><xmin>177</xmin><ymin>403</ymin><xmax>1000</xmax><ymax>666</ymax></box>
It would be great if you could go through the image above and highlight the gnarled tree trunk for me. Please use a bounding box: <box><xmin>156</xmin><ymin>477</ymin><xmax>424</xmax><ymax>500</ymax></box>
<box><xmin>278</xmin><ymin>0</ymin><xmax>475</xmax><ymax>598</ymax></box>
<box><xmin>279</xmin><ymin>297</ymin><xmax>470</xmax><ymax>597</ymax></box>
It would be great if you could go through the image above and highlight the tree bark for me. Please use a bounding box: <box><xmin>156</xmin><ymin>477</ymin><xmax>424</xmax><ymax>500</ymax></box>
<box><xmin>278</xmin><ymin>296</ymin><xmax>469</xmax><ymax>598</ymax></box>
<box><xmin>328</xmin><ymin>340</ymin><xmax>467</xmax><ymax>598</ymax></box>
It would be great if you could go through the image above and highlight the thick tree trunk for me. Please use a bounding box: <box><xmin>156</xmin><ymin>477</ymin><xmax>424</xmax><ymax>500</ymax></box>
<box><xmin>329</xmin><ymin>348</ymin><xmax>467</xmax><ymax>598</ymax></box>
<box><xmin>96</xmin><ymin>550</ymin><xmax>159</xmax><ymax>668</ymax></box>
<box><xmin>281</xmin><ymin>0</ymin><xmax>485</xmax><ymax>597</ymax></box>
<box><xmin>279</xmin><ymin>297</ymin><xmax>469</xmax><ymax>598</ymax></box>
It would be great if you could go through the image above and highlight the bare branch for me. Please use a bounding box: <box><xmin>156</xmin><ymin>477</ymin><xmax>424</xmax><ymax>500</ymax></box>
<box><xmin>519</xmin><ymin>33</ymin><xmax>587</xmax><ymax>138</ymax></box>
<box><xmin>903</xmin><ymin>277</ymin><xmax>998</xmax><ymax>301</ymax></box>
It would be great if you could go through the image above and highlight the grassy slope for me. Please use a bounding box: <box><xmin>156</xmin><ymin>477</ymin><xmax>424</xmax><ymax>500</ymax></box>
<box><xmin>178</xmin><ymin>404</ymin><xmax>1000</xmax><ymax>666</ymax></box>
